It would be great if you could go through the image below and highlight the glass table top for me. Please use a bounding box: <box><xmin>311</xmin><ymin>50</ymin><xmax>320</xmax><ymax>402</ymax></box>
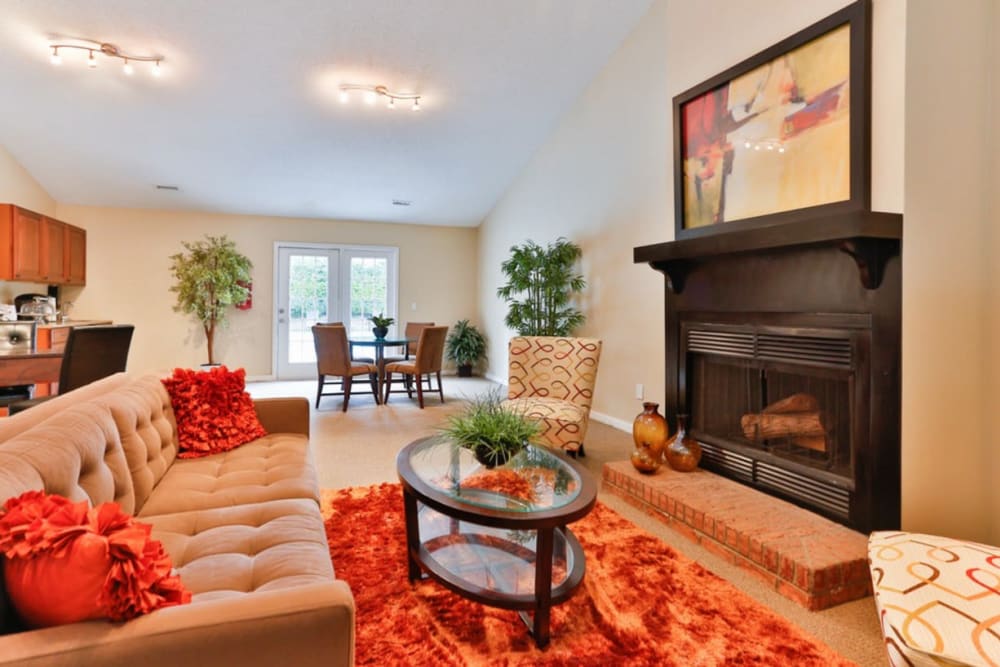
<box><xmin>406</xmin><ymin>436</ymin><xmax>582</xmax><ymax>512</ymax></box>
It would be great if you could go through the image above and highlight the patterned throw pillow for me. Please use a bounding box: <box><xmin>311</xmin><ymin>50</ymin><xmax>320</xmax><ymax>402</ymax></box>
<box><xmin>0</xmin><ymin>491</ymin><xmax>191</xmax><ymax>628</ymax></box>
<box><xmin>161</xmin><ymin>366</ymin><xmax>267</xmax><ymax>458</ymax></box>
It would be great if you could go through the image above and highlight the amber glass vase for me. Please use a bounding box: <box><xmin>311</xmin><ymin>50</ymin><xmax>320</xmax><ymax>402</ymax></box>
<box><xmin>630</xmin><ymin>402</ymin><xmax>667</xmax><ymax>474</ymax></box>
<box><xmin>665</xmin><ymin>413</ymin><xmax>702</xmax><ymax>472</ymax></box>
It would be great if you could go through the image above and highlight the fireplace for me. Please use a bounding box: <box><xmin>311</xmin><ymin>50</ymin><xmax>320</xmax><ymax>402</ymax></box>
<box><xmin>634</xmin><ymin>211</ymin><xmax>902</xmax><ymax>532</ymax></box>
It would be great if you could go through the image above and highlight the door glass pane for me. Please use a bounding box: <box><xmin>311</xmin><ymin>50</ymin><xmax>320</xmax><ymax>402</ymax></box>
<box><xmin>349</xmin><ymin>256</ymin><xmax>388</xmax><ymax>337</ymax></box>
<box><xmin>288</xmin><ymin>254</ymin><xmax>329</xmax><ymax>363</ymax></box>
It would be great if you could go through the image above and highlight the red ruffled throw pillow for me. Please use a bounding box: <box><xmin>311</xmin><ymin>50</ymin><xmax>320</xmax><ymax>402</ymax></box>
<box><xmin>161</xmin><ymin>365</ymin><xmax>267</xmax><ymax>458</ymax></box>
<box><xmin>0</xmin><ymin>491</ymin><xmax>191</xmax><ymax>628</ymax></box>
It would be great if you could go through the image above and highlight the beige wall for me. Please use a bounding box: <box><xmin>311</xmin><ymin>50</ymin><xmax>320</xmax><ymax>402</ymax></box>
<box><xmin>902</xmin><ymin>0</ymin><xmax>996</xmax><ymax>542</ymax></box>
<box><xmin>475</xmin><ymin>0</ymin><xmax>997</xmax><ymax>543</ymax></box>
<box><xmin>55</xmin><ymin>205</ymin><xmax>478</xmax><ymax>377</ymax></box>
<box><xmin>479</xmin><ymin>0</ymin><xmax>904</xmax><ymax>422</ymax></box>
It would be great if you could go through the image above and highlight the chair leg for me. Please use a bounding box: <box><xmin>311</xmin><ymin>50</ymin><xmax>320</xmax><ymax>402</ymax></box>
<box><xmin>416</xmin><ymin>375</ymin><xmax>424</xmax><ymax>409</ymax></box>
<box><xmin>405</xmin><ymin>373</ymin><xmax>413</xmax><ymax>398</ymax></box>
<box><xmin>369</xmin><ymin>372</ymin><xmax>380</xmax><ymax>404</ymax></box>
<box><xmin>343</xmin><ymin>376</ymin><xmax>352</xmax><ymax>412</ymax></box>
<box><xmin>383</xmin><ymin>373</ymin><xmax>392</xmax><ymax>404</ymax></box>
<box><xmin>436</xmin><ymin>371</ymin><xmax>444</xmax><ymax>403</ymax></box>
<box><xmin>315</xmin><ymin>374</ymin><xmax>324</xmax><ymax>409</ymax></box>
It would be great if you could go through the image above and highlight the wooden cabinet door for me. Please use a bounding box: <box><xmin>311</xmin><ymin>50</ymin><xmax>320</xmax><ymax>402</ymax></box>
<box><xmin>11</xmin><ymin>207</ymin><xmax>43</xmax><ymax>282</ymax></box>
<box><xmin>65</xmin><ymin>225</ymin><xmax>86</xmax><ymax>285</ymax></box>
<box><xmin>42</xmin><ymin>216</ymin><xmax>66</xmax><ymax>283</ymax></box>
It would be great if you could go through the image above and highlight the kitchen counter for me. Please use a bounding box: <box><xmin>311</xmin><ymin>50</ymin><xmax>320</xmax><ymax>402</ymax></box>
<box><xmin>37</xmin><ymin>319</ymin><xmax>112</xmax><ymax>329</ymax></box>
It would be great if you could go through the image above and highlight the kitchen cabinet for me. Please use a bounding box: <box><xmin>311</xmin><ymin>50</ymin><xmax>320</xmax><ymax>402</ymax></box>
<box><xmin>0</xmin><ymin>204</ymin><xmax>86</xmax><ymax>285</ymax></box>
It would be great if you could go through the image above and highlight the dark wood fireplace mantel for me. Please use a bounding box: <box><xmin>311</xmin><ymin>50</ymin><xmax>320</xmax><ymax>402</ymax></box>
<box><xmin>634</xmin><ymin>211</ymin><xmax>902</xmax><ymax>292</ymax></box>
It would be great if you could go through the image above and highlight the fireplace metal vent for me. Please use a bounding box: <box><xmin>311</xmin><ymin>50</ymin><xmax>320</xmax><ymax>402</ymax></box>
<box><xmin>686</xmin><ymin>328</ymin><xmax>851</xmax><ymax>368</ymax></box>
<box><xmin>687</xmin><ymin>330</ymin><xmax>754</xmax><ymax>357</ymax></box>
<box><xmin>757</xmin><ymin>333</ymin><xmax>851</xmax><ymax>367</ymax></box>
<box><xmin>699</xmin><ymin>441</ymin><xmax>851</xmax><ymax>520</ymax></box>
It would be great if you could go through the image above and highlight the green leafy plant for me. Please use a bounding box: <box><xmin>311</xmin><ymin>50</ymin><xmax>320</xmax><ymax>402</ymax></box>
<box><xmin>496</xmin><ymin>237</ymin><xmax>586</xmax><ymax>336</ymax></box>
<box><xmin>169</xmin><ymin>235</ymin><xmax>252</xmax><ymax>365</ymax></box>
<box><xmin>368</xmin><ymin>313</ymin><xmax>395</xmax><ymax>328</ymax></box>
<box><xmin>440</xmin><ymin>389</ymin><xmax>541</xmax><ymax>468</ymax></box>
<box><xmin>445</xmin><ymin>319</ymin><xmax>487</xmax><ymax>375</ymax></box>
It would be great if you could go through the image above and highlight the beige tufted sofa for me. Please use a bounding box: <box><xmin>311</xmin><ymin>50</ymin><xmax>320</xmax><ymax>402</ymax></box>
<box><xmin>0</xmin><ymin>373</ymin><xmax>354</xmax><ymax>667</ymax></box>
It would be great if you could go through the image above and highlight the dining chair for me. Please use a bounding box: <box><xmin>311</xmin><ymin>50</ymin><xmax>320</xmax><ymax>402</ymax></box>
<box><xmin>382</xmin><ymin>321</ymin><xmax>434</xmax><ymax>390</ymax></box>
<box><xmin>382</xmin><ymin>325</ymin><xmax>447</xmax><ymax>409</ymax></box>
<box><xmin>316</xmin><ymin>321</ymin><xmax>375</xmax><ymax>364</ymax></box>
<box><xmin>9</xmin><ymin>325</ymin><xmax>135</xmax><ymax>414</ymax></box>
<box><xmin>0</xmin><ymin>321</ymin><xmax>37</xmax><ymax>414</ymax></box>
<box><xmin>312</xmin><ymin>324</ymin><xmax>379</xmax><ymax>411</ymax></box>
<box><xmin>501</xmin><ymin>336</ymin><xmax>602</xmax><ymax>456</ymax></box>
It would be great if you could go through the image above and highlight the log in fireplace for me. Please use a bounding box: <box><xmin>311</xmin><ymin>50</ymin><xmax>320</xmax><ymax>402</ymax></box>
<box><xmin>634</xmin><ymin>211</ymin><xmax>901</xmax><ymax>532</ymax></box>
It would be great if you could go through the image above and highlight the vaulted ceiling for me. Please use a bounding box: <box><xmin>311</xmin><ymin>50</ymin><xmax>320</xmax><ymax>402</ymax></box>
<box><xmin>0</xmin><ymin>0</ymin><xmax>653</xmax><ymax>226</ymax></box>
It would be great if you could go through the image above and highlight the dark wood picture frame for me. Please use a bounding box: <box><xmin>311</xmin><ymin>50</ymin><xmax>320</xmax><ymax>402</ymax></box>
<box><xmin>673</xmin><ymin>0</ymin><xmax>871</xmax><ymax>240</ymax></box>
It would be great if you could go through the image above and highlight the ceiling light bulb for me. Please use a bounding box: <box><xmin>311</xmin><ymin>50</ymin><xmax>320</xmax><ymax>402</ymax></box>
<box><xmin>87</xmin><ymin>50</ymin><xmax>97</xmax><ymax>68</ymax></box>
<box><xmin>151</xmin><ymin>60</ymin><xmax>162</xmax><ymax>77</ymax></box>
<box><xmin>387</xmin><ymin>97</ymin><xmax>395</xmax><ymax>110</ymax></box>
<box><xmin>411</xmin><ymin>98</ymin><xmax>421</xmax><ymax>112</ymax></box>
<box><xmin>339</xmin><ymin>89</ymin><xmax>349</xmax><ymax>104</ymax></box>
<box><xmin>50</xmin><ymin>47</ymin><xmax>61</xmax><ymax>65</ymax></box>
<box><xmin>364</xmin><ymin>89</ymin><xmax>377</xmax><ymax>105</ymax></box>
<box><xmin>123</xmin><ymin>59</ymin><xmax>133</xmax><ymax>75</ymax></box>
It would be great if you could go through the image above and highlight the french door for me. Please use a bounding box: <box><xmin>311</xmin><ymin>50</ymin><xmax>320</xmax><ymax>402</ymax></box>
<box><xmin>275</xmin><ymin>243</ymin><xmax>398</xmax><ymax>379</ymax></box>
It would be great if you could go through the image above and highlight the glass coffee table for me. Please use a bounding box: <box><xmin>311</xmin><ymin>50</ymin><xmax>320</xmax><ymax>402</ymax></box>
<box><xmin>396</xmin><ymin>436</ymin><xmax>597</xmax><ymax>648</ymax></box>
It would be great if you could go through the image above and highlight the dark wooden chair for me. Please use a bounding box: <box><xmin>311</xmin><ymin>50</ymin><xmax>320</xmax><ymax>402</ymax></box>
<box><xmin>9</xmin><ymin>325</ymin><xmax>134</xmax><ymax>414</ymax></box>
<box><xmin>312</xmin><ymin>324</ymin><xmax>379</xmax><ymax>411</ymax></box>
<box><xmin>383</xmin><ymin>325</ymin><xmax>447</xmax><ymax>409</ymax></box>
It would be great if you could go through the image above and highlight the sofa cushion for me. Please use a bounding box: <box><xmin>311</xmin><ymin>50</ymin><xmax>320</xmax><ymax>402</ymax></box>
<box><xmin>0</xmin><ymin>491</ymin><xmax>190</xmax><ymax>628</ymax></box>
<box><xmin>161</xmin><ymin>367</ymin><xmax>267</xmax><ymax>459</ymax></box>
<box><xmin>0</xmin><ymin>404</ymin><xmax>135</xmax><ymax>514</ymax></box>
<box><xmin>94</xmin><ymin>375</ymin><xmax>179</xmax><ymax>513</ymax></box>
<box><xmin>136</xmin><ymin>434</ymin><xmax>319</xmax><ymax>517</ymax></box>
<box><xmin>146</xmin><ymin>499</ymin><xmax>335</xmax><ymax>601</ymax></box>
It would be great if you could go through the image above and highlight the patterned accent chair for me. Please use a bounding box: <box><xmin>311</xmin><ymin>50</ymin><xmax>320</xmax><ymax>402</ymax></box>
<box><xmin>868</xmin><ymin>531</ymin><xmax>1000</xmax><ymax>666</ymax></box>
<box><xmin>502</xmin><ymin>336</ymin><xmax>602</xmax><ymax>456</ymax></box>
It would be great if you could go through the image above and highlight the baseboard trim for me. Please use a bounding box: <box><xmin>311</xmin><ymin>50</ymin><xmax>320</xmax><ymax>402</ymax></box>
<box><xmin>589</xmin><ymin>410</ymin><xmax>631</xmax><ymax>434</ymax></box>
<box><xmin>484</xmin><ymin>372</ymin><xmax>505</xmax><ymax>385</ymax></box>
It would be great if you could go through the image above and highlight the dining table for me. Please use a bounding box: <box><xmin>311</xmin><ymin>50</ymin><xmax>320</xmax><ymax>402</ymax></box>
<box><xmin>348</xmin><ymin>336</ymin><xmax>414</xmax><ymax>398</ymax></box>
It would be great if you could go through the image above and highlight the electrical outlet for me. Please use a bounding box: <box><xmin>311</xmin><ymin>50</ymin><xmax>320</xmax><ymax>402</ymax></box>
<box><xmin>635</xmin><ymin>383</ymin><xmax>644</xmax><ymax>400</ymax></box>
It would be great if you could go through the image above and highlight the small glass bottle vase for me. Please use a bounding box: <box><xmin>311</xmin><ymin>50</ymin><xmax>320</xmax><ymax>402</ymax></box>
<box><xmin>664</xmin><ymin>413</ymin><xmax>702</xmax><ymax>473</ymax></box>
<box><xmin>630</xmin><ymin>402</ymin><xmax>667</xmax><ymax>474</ymax></box>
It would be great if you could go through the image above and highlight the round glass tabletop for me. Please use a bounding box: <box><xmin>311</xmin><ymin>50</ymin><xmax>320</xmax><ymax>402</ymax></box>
<box><xmin>404</xmin><ymin>436</ymin><xmax>583</xmax><ymax>513</ymax></box>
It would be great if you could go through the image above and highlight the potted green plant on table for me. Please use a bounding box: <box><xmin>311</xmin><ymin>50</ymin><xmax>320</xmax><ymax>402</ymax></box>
<box><xmin>496</xmin><ymin>237</ymin><xmax>586</xmax><ymax>336</ymax></box>
<box><xmin>440</xmin><ymin>390</ymin><xmax>541</xmax><ymax>468</ymax></box>
<box><xmin>169</xmin><ymin>235</ymin><xmax>252</xmax><ymax>366</ymax></box>
<box><xmin>445</xmin><ymin>319</ymin><xmax>487</xmax><ymax>377</ymax></box>
<box><xmin>368</xmin><ymin>313</ymin><xmax>395</xmax><ymax>339</ymax></box>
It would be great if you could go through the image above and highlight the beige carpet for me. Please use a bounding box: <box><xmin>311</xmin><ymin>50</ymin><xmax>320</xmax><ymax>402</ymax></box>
<box><xmin>248</xmin><ymin>376</ymin><xmax>886</xmax><ymax>666</ymax></box>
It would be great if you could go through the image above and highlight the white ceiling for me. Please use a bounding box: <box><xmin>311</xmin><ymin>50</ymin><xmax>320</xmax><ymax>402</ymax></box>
<box><xmin>0</xmin><ymin>0</ymin><xmax>653</xmax><ymax>227</ymax></box>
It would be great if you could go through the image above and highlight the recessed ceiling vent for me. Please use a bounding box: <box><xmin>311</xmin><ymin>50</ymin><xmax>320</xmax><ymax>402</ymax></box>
<box><xmin>155</xmin><ymin>185</ymin><xmax>179</xmax><ymax>191</ymax></box>
<box><xmin>392</xmin><ymin>199</ymin><xmax>411</xmax><ymax>206</ymax></box>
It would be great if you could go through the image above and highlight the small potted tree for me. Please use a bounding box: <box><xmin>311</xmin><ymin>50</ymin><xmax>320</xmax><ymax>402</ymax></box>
<box><xmin>169</xmin><ymin>235</ymin><xmax>252</xmax><ymax>366</ymax></box>
<box><xmin>440</xmin><ymin>390</ymin><xmax>541</xmax><ymax>468</ymax></box>
<box><xmin>496</xmin><ymin>237</ymin><xmax>586</xmax><ymax>335</ymax></box>
<box><xmin>445</xmin><ymin>319</ymin><xmax>487</xmax><ymax>377</ymax></box>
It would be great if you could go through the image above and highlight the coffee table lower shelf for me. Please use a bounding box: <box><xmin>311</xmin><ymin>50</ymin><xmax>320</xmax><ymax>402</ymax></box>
<box><xmin>403</xmin><ymin>494</ymin><xmax>586</xmax><ymax>648</ymax></box>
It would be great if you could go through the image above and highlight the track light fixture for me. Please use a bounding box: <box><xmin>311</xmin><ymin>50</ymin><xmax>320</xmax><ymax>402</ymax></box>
<box><xmin>48</xmin><ymin>39</ymin><xmax>164</xmax><ymax>77</ymax></box>
<box><xmin>338</xmin><ymin>84</ymin><xmax>422</xmax><ymax>111</ymax></box>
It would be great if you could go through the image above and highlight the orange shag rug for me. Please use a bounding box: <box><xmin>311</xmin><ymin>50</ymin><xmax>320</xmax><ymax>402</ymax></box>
<box><xmin>323</xmin><ymin>483</ymin><xmax>856</xmax><ymax>667</ymax></box>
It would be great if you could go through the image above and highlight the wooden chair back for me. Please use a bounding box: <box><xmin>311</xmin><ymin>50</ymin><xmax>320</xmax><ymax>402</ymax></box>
<box><xmin>403</xmin><ymin>322</ymin><xmax>434</xmax><ymax>356</ymax></box>
<box><xmin>59</xmin><ymin>325</ymin><xmax>134</xmax><ymax>392</ymax></box>
<box><xmin>413</xmin><ymin>326</ymin><xmax>448</xmax><ymax>373</ymax></box>
<box><xmin>312</xmin><ymin>324</ymin><xmax>352</xmax><ymax>376</ymax></box>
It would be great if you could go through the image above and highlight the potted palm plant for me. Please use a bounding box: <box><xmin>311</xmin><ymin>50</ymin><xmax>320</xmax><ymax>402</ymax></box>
<box><xmin>496</xmin><ymin>237</ymin><xmax>586</xmax><ymax>336</ymax></box>
<box><xmin>445</xmin><ymin>319</ymin><xmax>487</xmax><ymax>377</ymax></box>
<box><xmin>169</xmin><ymin>235</ymin><xmax>252</xmax><ymax>366</ymax></box>
<box><xmin>440</xmin><ymin>390</ymin><xmax>541</xmax><ymax>468</ymax></box>
<box><xmin>368</xmin><ymin>313</ymin><xmax>395</xmax><ymax>339</ymax></box>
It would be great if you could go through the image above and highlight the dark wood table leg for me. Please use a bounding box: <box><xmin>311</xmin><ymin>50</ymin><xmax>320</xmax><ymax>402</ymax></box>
<box><xmin>402</xmin><ymin>488</ymin><xmax>422</xmax><ymax>583</ymax></box>
<box><xmin>532</xmin><ymin>526</ymin><xmax>554</xmax><ymax>648</ymax></box>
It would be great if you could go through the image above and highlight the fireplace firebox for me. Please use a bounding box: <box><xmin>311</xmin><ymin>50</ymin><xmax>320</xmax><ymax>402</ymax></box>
<box><xmin>634</xmin><ymin>212</ymin><xmax>902</xmax><ymax>532</ymax></box>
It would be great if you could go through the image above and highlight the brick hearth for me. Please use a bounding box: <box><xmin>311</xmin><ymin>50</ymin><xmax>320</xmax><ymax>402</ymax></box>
<box><xmin>602</xmin><ymin>460</ymin><xmax>872</xmax><ymax>610</ymax></box>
